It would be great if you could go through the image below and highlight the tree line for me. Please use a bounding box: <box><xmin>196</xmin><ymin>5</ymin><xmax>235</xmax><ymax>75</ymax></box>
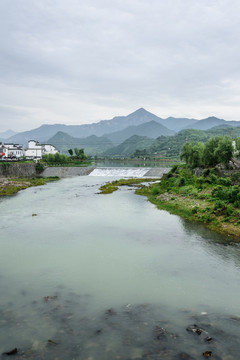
<box><xmin>180</xmin><ymin>135</ymin><xmax>240</xmax><ymax>167</ymax></box>
<box><xmin>43</xmin><ymin>148</ymin><xmax>88</xmax><ymax>164</ymax></box>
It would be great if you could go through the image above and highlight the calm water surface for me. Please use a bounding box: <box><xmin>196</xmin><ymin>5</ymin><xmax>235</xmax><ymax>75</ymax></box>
<box><xmin>0</xmin><ymin>176</ymin><xmax>240</xmax><ymax>359</ymax></box>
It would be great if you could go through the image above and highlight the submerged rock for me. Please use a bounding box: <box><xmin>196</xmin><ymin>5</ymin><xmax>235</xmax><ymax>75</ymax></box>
<box><xmin>186</xmin><ymin>324</ymin><xmax>204</xmax><ymax>335</ymax></box>
<box><xmin>203</xmin><ymin>351</ymin><xmax>212</xmax><ymax>357</ymax></box>
<box><xmin>47</xmin><ymin>339</ymin><xmax>58</xmax><ymax>346</ymax></box>
<box><xmin>2</xmin><ymin>348</ymin><xmax>18</xmax><ymax>356</ymax></box>
<box><xmin>43</xmin><ymin>295</ymin><xmax>58</xmax><ymax>302</ymax></box>
<box><xmin>178</xmin><ymin>353</ymin><xmax>195</xmax><ymax>360</ymax></box>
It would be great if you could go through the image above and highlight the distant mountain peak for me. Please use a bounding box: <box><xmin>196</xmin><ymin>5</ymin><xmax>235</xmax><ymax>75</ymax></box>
<box><xmin>129</xmin><ymin>108</ymin><xmax>153</xmax><ymax>116</ymax></box>
<box><xmin>0</xmin><ymin>129</ymin><xmax>18</xmax><ymax>139</ymax></box>
<box><xmin>134</xmin><ymin>107</ymin><xmax>147</xmax><ymax>113</ymax></box>
<box><xmin>203</xmin><ymin>116</ymin><xmax>223</xmax><ymax>121</ymax></box>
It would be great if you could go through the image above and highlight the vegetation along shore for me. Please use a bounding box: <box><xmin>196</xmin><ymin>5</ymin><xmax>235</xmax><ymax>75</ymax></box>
<box><xmin>0</xmin><ymin>177</ymin><xmax>59</xmax><ymax>196</ymax></box>
<box><xmin>100</xmin><ymin>135</ymin><xmax>240</xmax><ymax>240</ymax></box>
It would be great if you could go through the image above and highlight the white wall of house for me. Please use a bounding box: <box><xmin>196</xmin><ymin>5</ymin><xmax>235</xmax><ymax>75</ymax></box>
<box><xmin>24</xmin><ymin>140</ymin><xmax>43</xmax><ymax>159</ymax></box>
<box><xmin>43</xmin><ymin>144</ymin><xmax>58</xmax><ymax>155</ymax></box>
<box><xmin>24</xmin><ymin>140</ymin><xmax>58</xmax><ymax>159</ymax></box>
<box><xmin>24</xmin><ymin>148</ymin><xmax>43</xmax><ymax>159</ymax></box>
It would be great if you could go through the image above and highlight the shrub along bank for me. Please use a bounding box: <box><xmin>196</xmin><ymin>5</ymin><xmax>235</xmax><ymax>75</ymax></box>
<box><xmin>136</xmin><ymin>165</ymin><xmax>240</xmax><ymax>240</ymax></box>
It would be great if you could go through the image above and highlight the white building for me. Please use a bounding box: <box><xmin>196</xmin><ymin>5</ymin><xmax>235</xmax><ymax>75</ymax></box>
<box><xmin>24</xmin><ymin>140</ymin><xmax>58</xmax><ymax>159</ymax></box>
<box><xmin>42</xmin><ymin>143</ymin><xmax>58</xmax><ymax>155</ymax></box>
<box><xmin>0</xmin><ymin>143</ymin><xmax>23</xmax><ymax>159</ymax></box>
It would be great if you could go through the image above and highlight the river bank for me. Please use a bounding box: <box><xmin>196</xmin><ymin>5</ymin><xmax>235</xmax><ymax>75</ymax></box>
<box><xmin>99</xmin><ymin>165</ymin><xmax>240</xmax><ymax>240</ymax></box>
<box><xmin>136</xmin><ymin>165</ymin><xmax>240</xmax><ymax>241</ymax></box>
<box><xmin>0</xmin><ymin>177</ymin><xmax>59</xmax><ymax>196</ymax></box>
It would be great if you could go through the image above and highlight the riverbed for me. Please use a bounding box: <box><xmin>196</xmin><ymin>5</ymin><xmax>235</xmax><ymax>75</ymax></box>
<box><xmin>0</xmin><ymin>175</ymin><xmax>240</xmax><ymax>359</ymax></box>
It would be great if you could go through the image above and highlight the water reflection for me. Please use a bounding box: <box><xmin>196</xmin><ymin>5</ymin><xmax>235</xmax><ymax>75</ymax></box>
<box><xmin>180</xmin><ymin>217</ymin><xmax>240</xmax><ymax>269</ymax></box>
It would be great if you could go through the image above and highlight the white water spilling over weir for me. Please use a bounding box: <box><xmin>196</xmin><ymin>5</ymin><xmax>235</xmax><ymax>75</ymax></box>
<box><xmin>42</xmin><ymin>166</ymin><xmax>170</xmax><ymax>178</ymax></box>
<box><xmin>88</xmin><ymin>167</ymin><xmax>151</xmax><ymax>177</ymax></box>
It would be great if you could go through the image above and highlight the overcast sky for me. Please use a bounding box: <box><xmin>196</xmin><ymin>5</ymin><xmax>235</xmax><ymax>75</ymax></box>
<box><xmin>1</xmin><ymin>0</ymin><xmax>240</xmax><ymax>132</ymax></box>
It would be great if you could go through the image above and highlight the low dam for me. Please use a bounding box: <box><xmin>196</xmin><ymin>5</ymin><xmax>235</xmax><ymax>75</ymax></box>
<box><xmin>0</xmin><ymin>163</ymin><xmax>170</xmax><ymax>178</ymax></box>
<box><xmin>41</xmin><ymin>166</ymin><xmax>170</xmax><ymax>178</ymax></box>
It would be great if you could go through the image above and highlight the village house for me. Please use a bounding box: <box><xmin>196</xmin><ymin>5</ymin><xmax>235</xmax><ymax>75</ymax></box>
<box><xmin>24</xmin><ymin>140</ymin><xmax>58</xmax><ymax>160</ymax></box>
<box><xmin>0</xmin><ymin>143</ymin><xmax>23</xmax><ymax>159</ymax></box>
<box><xmin>0</xmin><ymin>140</ymin><xmax>58</xmax><ymax>160</ymax></box>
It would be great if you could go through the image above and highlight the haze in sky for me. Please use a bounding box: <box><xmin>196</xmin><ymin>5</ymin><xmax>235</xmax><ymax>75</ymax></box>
<box><xmin>1</xmin><ymin>0</ymin><xmax>240</xmax><ymax>132</ymax></box>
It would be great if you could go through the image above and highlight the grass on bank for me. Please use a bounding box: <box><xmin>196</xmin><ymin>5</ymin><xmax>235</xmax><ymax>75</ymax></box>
<box><xmin>99</xmin><ymin>178</ymin><xmax>160</xmax><ymax>194</ymax></box>
<box><xmin>0</xmin><ymin>177</ymin><xmax>59</xmax><ymax>196</ymax></box>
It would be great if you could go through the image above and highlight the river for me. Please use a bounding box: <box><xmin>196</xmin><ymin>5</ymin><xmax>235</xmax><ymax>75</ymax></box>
<box><xmin>0</xmin><ymin>173</ymin><xmax>239</xmax><ymax>359</ymax></box>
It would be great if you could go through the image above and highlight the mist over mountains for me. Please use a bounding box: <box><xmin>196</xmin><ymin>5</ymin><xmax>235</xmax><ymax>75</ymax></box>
<box><xmin>1</xmin><ymin>108</ymin><xmax>240</xmax><ymax>157</ymax></box>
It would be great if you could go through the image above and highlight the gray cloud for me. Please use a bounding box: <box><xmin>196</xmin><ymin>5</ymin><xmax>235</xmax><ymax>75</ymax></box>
<box><xmin>1</xmin><ymin>0</ymin><xmax>240</xmax><ymax>131</ymax></box>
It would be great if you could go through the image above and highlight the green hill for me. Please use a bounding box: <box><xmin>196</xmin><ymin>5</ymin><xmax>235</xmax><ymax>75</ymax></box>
<box><xmin>103</xmin><ymin>135</ymin><xmax>154</xmax><ymax>157</ymax></box>
<box><xmin>148</xmin><ymin>127</ymin><xmax>240</xmax><ymax>157</ymax></box>
<box><xmin>105</xmin><ymin>120</ymin><xmax>175</xmax><ymax>145</ymax></box>
<box><xmin>105</xmin><ymin>126</ymin><xmax>240</xmax><ymax>159</ymax></box>
<box><xmin>47</xmin><ymin>131</ymin><xmax>113</xmax><ymax>156</ymax></box>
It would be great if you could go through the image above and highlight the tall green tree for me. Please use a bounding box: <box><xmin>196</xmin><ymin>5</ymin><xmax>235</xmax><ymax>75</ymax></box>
<box><xmin>190</xmin><ymin>142</ymin><xmax>204</xmax><ymax>168</ymax></box>
<box><xmin>180</xmin><ymin>142</ymin><xmax>193</xmax><ymax>164</ymax></box>
<box><xmin>202</xmin><ymin>136</ymin><xmax>221</xmax><ymax>166</ymax></box>
<box><xmin>74</xmin><ymin>148</ymin><xmax>87</xmax><ymax>160</ymax></box>
<box><xmin>214</xmin><ymin>136</ymin><xmax>233</xmax><ymax>165</ymax></box>
<box><xmin>181</xmin><ymin>136</ymin><xmax>233</xmax><ymax>167</ymax></box>
<box><xmin>235</xmin><ymin>137</ymin><xmax>240</xmax><ymax>152</ymax></box>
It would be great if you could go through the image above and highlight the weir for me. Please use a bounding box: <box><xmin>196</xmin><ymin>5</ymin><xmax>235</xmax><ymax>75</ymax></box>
<box><xmin>89</xmin><ymin>167</ymin><xmax>151</xmax><ymax>177</ymax></box>
<box><xmin>42</xmin><ymin>166</ymin><xmax>170</xmax><ymax>178</ymax></box>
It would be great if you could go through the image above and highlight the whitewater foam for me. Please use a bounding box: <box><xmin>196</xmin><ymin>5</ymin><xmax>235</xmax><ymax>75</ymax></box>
<box><xmin>89</xmin><ymin>167</ymin><xmax>151</xmax><ymax>177</ymax></box>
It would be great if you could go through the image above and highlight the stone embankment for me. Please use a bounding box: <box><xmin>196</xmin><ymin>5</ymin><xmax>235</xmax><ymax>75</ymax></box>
<box><xmin>0</xmin><ymin>163</ymin><xmax>36</xmax><ymax>178</ymax></box>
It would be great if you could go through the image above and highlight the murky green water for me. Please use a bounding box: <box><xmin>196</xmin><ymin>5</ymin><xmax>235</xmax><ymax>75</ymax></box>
<box><xmin>0</xmin><ymin>176</ymin><xmax>240</xmax><ymax>359</ymax></box>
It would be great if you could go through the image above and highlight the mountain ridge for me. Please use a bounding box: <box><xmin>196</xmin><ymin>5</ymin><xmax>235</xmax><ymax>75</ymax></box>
<box><xmin>3</xmin><ymin>108</ymin><xmax>240</xmax><ymax>146</ymax></box>
<box><xmin>47</xmin><ymin>131</ymin><xmax>113</xmax><ymax>156</ymax></box>
<box><xmin>104</xmin><ymin>120</ymin><xmax>175</xmax><ymax>145</ymax></box>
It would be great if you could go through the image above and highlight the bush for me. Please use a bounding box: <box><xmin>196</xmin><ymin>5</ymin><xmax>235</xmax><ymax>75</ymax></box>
<box><xmin>179</xmin><ymin>185</ymin><xmax>199</xmax><ymax>196</ymax></box>
<box><xmin>170</xmin><ymin>164</ymin><xmax>178</xmax><ymax>173</ymax></box>
<box><xmin>210</xmin><ymin>174</ymin><xmax>218</xmax><ymax>183</ymax></box>
<box><xmin>200</xmin><ymin>214</ymin><xmax>214</xmax><ymax>223</ymax></box>
<box><xmin>177</xmin><ymin>177</ymin><xmax>185</xmax><ymax>186</ymax></box>
<box><xmin>196</xmin><ymin>176</ymin><xmax>205</xmax><ymax>187</ymax></box>
<box><xmin>35</xmin><ymin>162</ymin><xmax>44</xmax><ymax>174</ymax></box>
<box><xmin>225</xmin><ymin>204</ymin><xmax>237</xmax><ymax>217</ymax></box>
<box><xmin>202</xmin><ymin>169</ymin><xmax>210</xmax><ymax>177</ymax></box>
<box><xmin>213</xmin><ymin>186</ymin><xmax>240</xmax><ymax>203</ymax></box>
<box><xmin>152</xmin><ymin>186</ymin><xmax>160</xmax><ymax>196</ymax></box>
<box><xmin>217</xmin><ymin>177</ymin><xmax>232</xmax><ymax>186</ymax></box>
<box><xmin>191</xmin><ymin>206</ymin><xmax>199</xmax><ymax>214</ymax></box>
<box><xmin>231</xmin><ymin>173</ymin><xmax>240</xmax><ymax>182</ymax></box>
<box><xmin>233</xmin><ymin>200</ymin><xmax>240</xmax><ymax>208</ymax></box>
<box><xmin>43</xmin><ymin>153</ymin><xmax>69</xmax><ymax>164</ymax></box>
